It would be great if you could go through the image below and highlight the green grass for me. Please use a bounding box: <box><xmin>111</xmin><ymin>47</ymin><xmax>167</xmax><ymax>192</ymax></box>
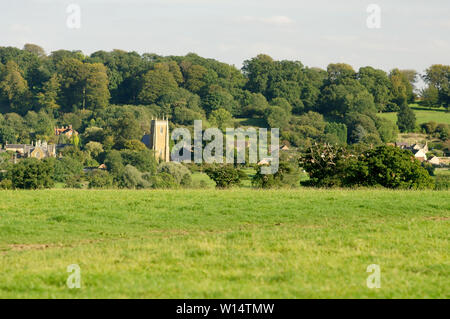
<box><xmin>378</xmin><ymin>105</ymin><xmax>450</xmax><ymax>125</ymax></box>
<box><xmin>233</xmin><ymin>117</ymin><xmax>267</xmax><ymax>128</ymax></box>
<box><xmin>190</xmin><ymin>172</ymin><xmax>216</xmax><ymax>188</ymax></box>
<box><xmin>0</xmin><ymin>189</ymin><xmax>449</xmax><ymax>299</ymax></box>
<box><xmin>435</xmin><ymin>168</ymin><xmax>450</xmax><ymax>176</ymax></box>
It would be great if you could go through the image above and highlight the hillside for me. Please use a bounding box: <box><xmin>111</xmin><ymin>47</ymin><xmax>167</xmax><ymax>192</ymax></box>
<box><xmin>378</xmin><ymin>105</ymin><xmax>450</xmax><ymax>125</ymax></box>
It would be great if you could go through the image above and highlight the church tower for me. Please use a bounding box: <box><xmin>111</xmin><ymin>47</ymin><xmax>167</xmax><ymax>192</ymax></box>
<box><xmin>143</xmin><ymin>117</ymin><xmax>170</xmax><ymax>162</ymax></box>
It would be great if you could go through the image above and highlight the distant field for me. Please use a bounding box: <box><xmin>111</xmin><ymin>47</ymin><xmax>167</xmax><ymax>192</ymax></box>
<box><xmin>233</xmin><ymin>117</ymin><xmax>267</xmax><ymax>128</ymax></box>
<box><xmin>0</xmin><ymin>189</ymin><xmax>448</xmax><ymax>299</ymax></box>
<box><xmin>435</xmin><ymin>168</ymin><xmax>450</xmax><ymax>176</ymax></box>
<box><xmin>378</xmin><ymin>105</ymin><xmax>450</xmax><ymax>125</ymax></box>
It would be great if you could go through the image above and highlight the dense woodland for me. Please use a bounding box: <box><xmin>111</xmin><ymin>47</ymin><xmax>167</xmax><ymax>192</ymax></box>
<box><xmin>0</xmin><ymin>44</ymin><xmax>449</xmax><ymax>190</ymax></box>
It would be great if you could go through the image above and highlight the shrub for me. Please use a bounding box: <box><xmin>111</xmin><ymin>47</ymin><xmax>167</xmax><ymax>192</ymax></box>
<box><xmin>0</xmin><ymin>179</ymin><xmax>12</xmax><ymax>190</ymax></box>
<box><xmin>122</xmin><ymin>165</ymin><xmax>150</xmax><ymax>189</ymax></box>
<box><xmin>252</xmin><ymin>162</ymin><xmax>299</xmax><ymax>189</ymax></box>
<box><xmin>11</xmin><ymin>158</ymin><xmax>54</xmax><ymax>189</ymax></box>
<box><xmin>434</xmin><ymin>175</ymin><xmax>450</xmax><ymax>190</ymax></box>
<box><xmin>157</xmin><ymin>162</ymin><xmax>191</xmax><ymax>186</ymax></box>
<box><xmin>50</xmin><ymin>157</ymin><xmax>84</xmax><ymax>183</ymax></box>
<box><xmin>148</xmin><ymin>172</ymin><xmax>178</xmax><ymax>189</ymax></box>
<box><xmin>64</xmin><ymin>175</ymin><xmax>83</xmax><ymax>189</ymax></box>
<box><xmin>435</xmin><ymin>124</ymin><xmax>450</xmax><ymax>140</ymax></box>
<box><xmin>385</xmin><ymin>102</ymin><xmax>400</xmax><ymax>112</ymax></box>
<box><xmin>346</xmin><ymin>146</ymin><xmax>434</xmax><ymax>189</ymax></box>
<box><xmin>104</xmin><ymin>150</ymin><xmax>125</xmax><ymax>184</ymax></box>
<box><xmin>300</xmin><ymin>144</ymin><xmax>435</xmax><ymax>189</ymax></box>
<box><xmin>421</xmin><ymin>121</ymin><xmax>438</xmax><ymax>135</ymax></box>
<box><xmin>299</xmin><ymin>143</ymin><xmax>352</xmax><ymax>188</ymax></box>
<box><xmin>205</xmin><ymin>165</ymin><xmax>241</xmax><ymax>188</ymax></box>
<box><xmin>180</xmin><ymin>173</ymin><xmax>192</xmax><ymax>187</ymax></box>
<box><xmin>422</xmin><ymin>162</ymin><xmax>435</xmax><ymax>176</ymax></box>
<box><xmin>121</xmin><ymin>149</ymin><xmax>157</xmax><ymax>174</ymax></box>
<box><xmin>88</xmin><ymin>170</ymin><xmax>114</xmax><ymax>189</ymax></box>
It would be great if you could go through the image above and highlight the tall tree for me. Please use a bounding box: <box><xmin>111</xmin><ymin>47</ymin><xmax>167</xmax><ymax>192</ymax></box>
<box><xmin>327</xmin><ymin>63</ymin><xmax>356</xmax><ymax>84</ymax></box>
<box><xmin>358</xmin><ymin>66</ymin><xmax>391</xmax><ymax>112</ymax></box>
<box><xmin>0</xmin><ymin>60</ymin><xmax>31</xmax><ymax>114</ymax></box>
<box><xmin>23</xmin><ymin>44</ymin><xmax>46</xmax><ymax>58</ymax></box>
<box><xmin>85</xmin><ymin>63</ymin><xmax>110</xmax><ymax>110</ymax></box>
<box><xmin>389</xmin><ymin>69</ymin><xmax>409</xmax><ymax>108</ymax></box>
<box><xmin>56</xmin><ymin>58</ymin><xmax>87</xmax><ymax>111</ymax></box>
<box><xmin>397</xmin><ymin>103</ymin><xmax>416</xmax><ymax>132</ymax></box>
<box><xmin>182</xmin><ymin>64</ymin><xmax>208</xmax><ymax>94</ymax></box>
<box><xmin>424</xmin><ymin>65</ymin><xmax>450</xmax><ymax>110</ymax></box>
<box><xmin>399</xmin><ymin>69</ymin><xmax>417</xmax><ymax>103</ymax></box>
<box><xmin>319</xmin><ymin>78</ymin><xmax>377</xmax><ymax>117</ymax></box>
<box><xmin>36</xmin><ymin>73</ymin><xmax>61</xmax><ymax>111</ymax></box>
<box><xmin>138</xmin><ymin>68</ymin><xmax>178</xmax><ymax>105</ymax></box>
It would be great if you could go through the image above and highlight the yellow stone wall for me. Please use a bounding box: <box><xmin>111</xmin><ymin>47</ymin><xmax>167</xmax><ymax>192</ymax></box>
<box><xmin>151</xmin><ymin>120</ymin><xmax>170</xmax><ymax>162</ymax></box>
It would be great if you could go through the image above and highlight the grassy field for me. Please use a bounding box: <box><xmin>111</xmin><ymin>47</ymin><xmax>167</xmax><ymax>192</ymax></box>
<box><xmin>435</xmin><ymin>168</ymin><xmax>450</xmax><ymax>176</ymax></box>
<box><xmin>0</xmin><ymin>189</ymin><xmax>449</xmax><ymax>299</ymax></box>
<box><xmin>378</xmin><ymin>105</ymin><xmax>450</xmax><ymax>125</ymax></box>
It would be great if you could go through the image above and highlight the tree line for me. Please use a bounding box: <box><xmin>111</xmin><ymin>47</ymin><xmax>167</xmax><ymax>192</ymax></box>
<box><xmin>0</xmin><ymin>44</ymin><xmax>449</xmax><ymax>150</ymax></box>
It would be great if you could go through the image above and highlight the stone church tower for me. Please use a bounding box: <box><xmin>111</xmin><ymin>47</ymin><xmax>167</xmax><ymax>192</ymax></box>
<box><xmin>142</xmin><ymin>118</ymin><xmax>170</xmax><ymax>162</ymax></box>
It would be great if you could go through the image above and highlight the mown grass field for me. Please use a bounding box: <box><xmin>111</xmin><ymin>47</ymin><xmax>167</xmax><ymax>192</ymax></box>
<box><xmin>0</xmin><ymin>189</ymin><xmax>449</xmax><ymax>299</ymax></box>
<box><xmin>378</xmin><ymin>105</ymin><xmax>450</xmax><ymax>125</ymax></box>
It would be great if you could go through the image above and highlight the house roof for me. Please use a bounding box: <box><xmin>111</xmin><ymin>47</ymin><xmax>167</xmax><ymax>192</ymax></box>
<box><xmin>414</xmin><ymin>150</ymin><xmax>427</xmax><ymax>158</ymax></box>
<box><xmin>5</xmin><ymin>144</ymin><xmax>28</xmax><ymax>148</ymax></box>
<box><xmin>258</xmin><ymin>159</ymin><xmax>270</xmax><ymax>165</ymax></box>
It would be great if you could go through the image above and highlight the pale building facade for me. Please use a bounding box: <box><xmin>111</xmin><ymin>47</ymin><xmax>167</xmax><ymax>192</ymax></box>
<box><xmin>141</xmin><ymin>118</ymin><xmax>170</xmax><ymax>162</ymax></box>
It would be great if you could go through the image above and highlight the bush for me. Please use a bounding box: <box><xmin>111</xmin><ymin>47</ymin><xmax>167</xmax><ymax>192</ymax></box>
<box><xmin>252</xmin><ymin>162</ymin><xmax>300</xmax><ymax>189</ymax></box>
<box><xmin>122</xmin><ymin>165</ymin><xmax>150</xmax><ymax>189</ymax></box>
<box><xmin>434</xmin><ymin>175</ymin><xmax>450</xmax><ymax>190</ymax></box>
<box><xmin>421</xmin><ymin>122</ymin><xmax>438</xmax><ymax>135</ymax></box>
<box><xmin>422</xmin><ymin>162</ymin><xmax>435</xmax><ymax>176</ymax></box>
<box><xmin>385</xmin><ymin>102</ymin><xmax>400</xmax><ymax>112</ymax></box>
<box><xmin>300</xmin><ymin>144</ymin><xmax>435</xmax><ymax>189</ymax></box>
<box><xmin>205</xmin><ymin>165</ymin><xmax>241</xmax><ymax>188</ymax></box>
<box><xmin>347</xmin><ymin>146</ymin><xmax>434</xmax><ymax>189</ymax></box>
<box><xmin>64</xmin><ymin>175</ymin><xmax>83</xmax><ymax>189</ymax></box>
<box><xmin>11</xmin><ymin>158</ymin><xmax>54</xmax><ymax>189</ymax></box>
<box><xmin>120</xmin><ymin>149</ymin><xmax>157</xmax><ymax>174</ymax></box>
<box><xmin>88</xmin><ymin>170</ymin><xmax>114</xmax><ymax>189</ymax></box>
<box><xmin>0</xmin><ymin>179</ymin><xmax>12</xmax><ymax>190</ymax></box>
<box><xmin>299</xmin><ymin>143</ymin><xmax>352</xmax><ymax>188</ymax></box>
<box><xmin>148</xmin><ymin>172</ymin><xmax>178</xmax><ymax>189</ymax></box>
<box><xmin>435</xmin><ymin>124</ymin><xmax>450</xmax><ymax>140</ymax></box>
<box><xmin>50</xmin><ymin>157</ymin><xmax>84</xmax><ymax>183</ymax></box>
<box><xmin>157</xmin><ymin>162</ymin><xmax>191</xmax><ymax>186</ymax></box>
<box><xmin>180</xmin><ymin>173</ymin><xmax>192</xmax><ymax>187</ymax></box>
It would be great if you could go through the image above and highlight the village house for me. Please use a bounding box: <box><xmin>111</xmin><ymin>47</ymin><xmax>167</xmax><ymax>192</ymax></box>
<box><xmin>410</xmin><ymin>143</ymin><xmax>429</xmax><ymax>162</ymax></box>
<box><xmin>394</xmin><ymin>142</ymin><xmax>429</xmax><ymax>162</ymax></box>
<box><xmin>2</xmin><ymin>140</ymin><xmax>56</xmax><ymax>159</ymax></box>
<box><xmin>55</xmin><ymin>125</ymin><xmax>78</xmax><ymax>139</ymax></box>
<box><xmin>428</xmin><ymin>156</ymin><xmax>440</xmax><ymax>166</ymax></box>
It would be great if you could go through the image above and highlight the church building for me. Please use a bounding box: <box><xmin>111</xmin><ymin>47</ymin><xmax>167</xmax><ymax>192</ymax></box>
<box><xmin>141</xmin><ymin>117</ymin><xmax>170</xmax><ymax>162</ymax></box>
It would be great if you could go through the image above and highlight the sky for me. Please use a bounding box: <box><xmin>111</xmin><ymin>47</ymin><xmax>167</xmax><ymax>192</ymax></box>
<box><xmin>1</xmin><ymin>0</ymin><xmax>449</xmax><ymax>79</ymax></box>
